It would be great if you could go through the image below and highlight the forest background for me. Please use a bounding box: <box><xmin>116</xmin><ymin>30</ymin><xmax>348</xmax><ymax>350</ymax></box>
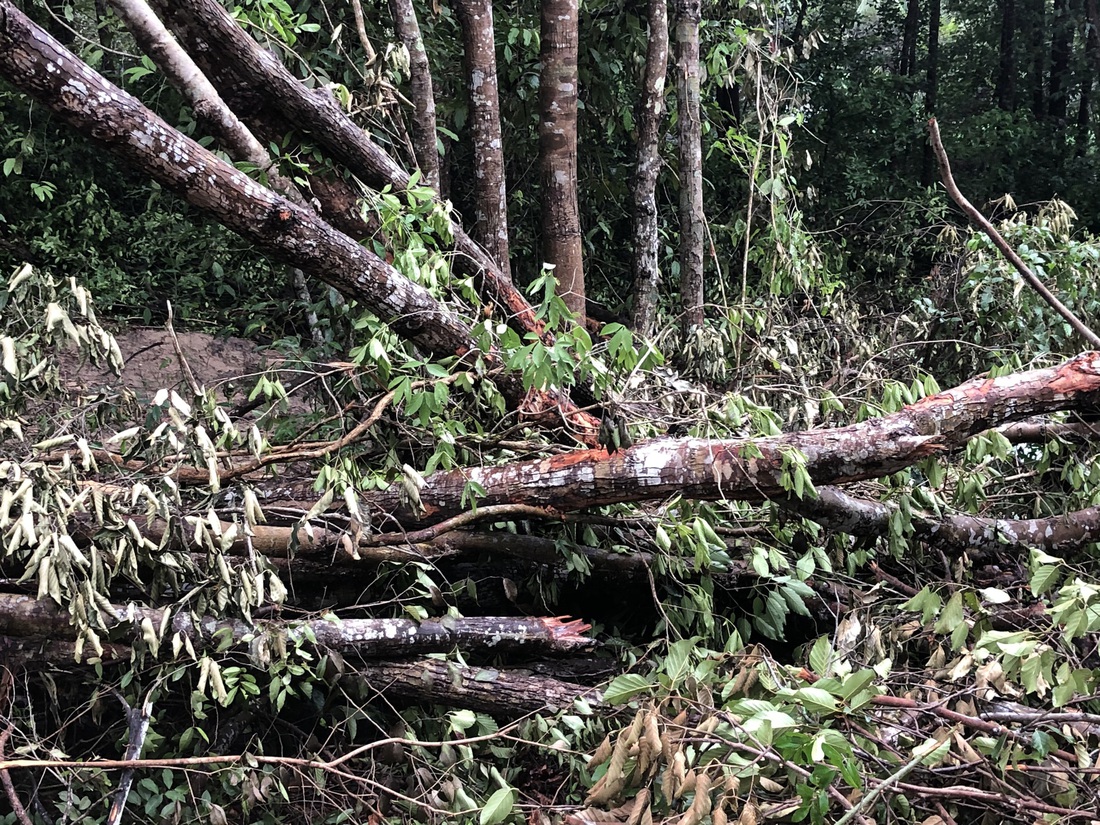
<box><xmin>3</xmin><ymin>0</ymin><xmax>1100</xmax><ymax>823</ymax></box>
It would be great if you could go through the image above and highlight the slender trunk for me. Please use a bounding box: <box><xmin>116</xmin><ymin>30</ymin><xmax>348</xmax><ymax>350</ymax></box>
<box><xmin>630</xmin><ymin>0</ymin><xmax>669</xmax><ymax>337</ymax></box>
<box><xmin>674</xmin><ymin>0</ymin><xmax>704</xmax><ymax>338</ymax></box>
<box><xmin>997</xmin><ymin>0</ymin><xmax>1017</xmax><ymax>109</ymax></box>
<box><xmin>94</xmin><ymin>0</ymin><xmax>116</xmax><ymax>72</ymax></box>
<box><xmin>1076</xmin><ymin>71</ymin><xmax>1090</xmax><ymax>153</ymax></box>
<box><xmin>791</xmin><ymin>0</ymin><xmax>809</xmax><ymax>45</ymax></box>
<box><xmin>454</xmin><ymin>0</ymin><xmax>512</xmax><ymax>281</ymax></box>
<box><xmin>1028</xmin><ymin>0</ymin><xmax>1047</xmax><ymax>119</ymax></box>
<box><xmin>921</xmin><ymin>0</ymin><xmax>941</xmax><ymax>186</ymax></box>
<box><xmin>1050</xmin><ymin>0</ymin><xmax>1072</xmax><ymax>121</ymax></box>
<box><xmin>1087</xmin><ymin>0</ymin><xmax>1100</xmax><ymax>146</ymax></box>
<box><xmin>388</xmin><ymin>0</ymin><xmax>440</xmax><ymax>190</ymax></box>
<box><xmin>539</xmin><ymin>0</ymin><xmax>584</xmax><ymax>322</ymax></box>
<box><xmin>900</xmin><ymin>0</ymin><xmax>920</xmax><ymax>76</ymax></box>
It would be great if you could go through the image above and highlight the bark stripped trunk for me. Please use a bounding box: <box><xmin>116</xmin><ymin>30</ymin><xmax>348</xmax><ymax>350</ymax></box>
<box><xmin>360</xmin><ymin>352</ymin><xmax>1100</xmax><ymax>525</ymax></box>
<box><xmin>388</xmin><ymin>0</ymin><xmax>440</xmax><ymax>190</ymax></box>
<box><xmin>630</xmin><ymin>0</ymin><xmax>669</xmax><ymax>338</ymax></box>
<box><xmin>997</xmin><ymin>0</ymin><xmax>1017</xmax><ymax>110</ymax></box>
<box><xmin>674</xmin><ymin>0</ymin><xmax>705</xmax><ymax>339</ymax></box>
<box><xmin>1049</xmin><ymin>0</ymin><xmax>1072</xmax><ymax>122</ymax></box>
<box><xmin>921</xmin><ymin>0</ymin><xmax>941</xmax><ymax>187</ymax></box>
<box><xmin>539</xmin><ymin>0</ymin><xmax>585</xmax><ymax>323</ymax></box>
<box><xmin>454</xmin><ymin>0</ymin><xmax>512</xmax><ymax>281</ymax></box>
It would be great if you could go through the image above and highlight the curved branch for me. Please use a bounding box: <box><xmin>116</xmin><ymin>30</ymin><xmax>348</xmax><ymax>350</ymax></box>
<box><xmin>928</xmin><ymin>117</ymin><xmax>1100</xmax><ymax>348</ymax></box>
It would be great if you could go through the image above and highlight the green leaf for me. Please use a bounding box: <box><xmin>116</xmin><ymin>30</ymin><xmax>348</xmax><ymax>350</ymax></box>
<box><xmin>602</xmin><ymin>673</ymin><xmax>655</xmax><ymax>704</ymax></box>
<box><xmin>808</xmin><ymin>636</ymin><xmax>832</xmax><ymax>676</ymax></box>
<box><xmin>792</xmin><ymin>686</ymin><xmax>839</xmax><ymax>714</ymax></box>
<box><xmin>480</xmin><ymin>787</ymin><xmax>515</xmax><ymax>825</ymax></box>
<box><xmin>1030</xmin><ymin>564</ymin><xmax>1061</xmax><ymax>596</ymax></box>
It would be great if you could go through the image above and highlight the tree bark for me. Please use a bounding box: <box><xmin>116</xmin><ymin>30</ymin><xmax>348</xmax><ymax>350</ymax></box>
<box><xmin>146</xmin><ymin>0</ymin><xmax>540</xmax><ymax>340</ymax></box>
<box><xmin>361</xmin><ymin>352</ymin><xmax>1100</xmax><ymax>525</ymax></box>
<box><xmin>453</xmin><ymin>0</ymin><xmax>513</xmax><ymax>282</ymax></box>
<box><xmin>674</xmin><ymin>0</ymin><xmax>705</xmax><ymax>338</ymax></box>
<box><xmin>1050</xmin><ymin>0</ymin><xmax>1072</xmax><ymax>122</ymax></box>
<box><xmin>630</xmin><ymin>0</ymin><xmax>669</xmax><ymax>338</ymax></box>
<box><xmin>921</xmin><ymin>0</ymin><xmax>941</xmax><ymax>186</ymax></box>
<box><xmin>0</xmin><ymin>594</ymin><xmax>592</xmax><ymax>656</ymax></box>
<box><xmin>900</xmin><ymin>0</ymin><xmax>920</xmax><ymax>77</ymax></box>
<box><xmin>359</xmin><ymin>658</ymin><xmax>604</xmax><ymax>715</ymax></box>
<box><xmin>539</xmin><ymin>0</ymin><xmax>585</xmax><ymax>323</ymax></box>
<box><xmin>997</xmin><ymin>0</ymin><xmax>1017</xmax><ymax>110</ymax></box>
<box><xmin>388</xmin><ymin>0</ymin><xmax>440</xmax><ymax>191</ymax></box>
<box><xmin>789</xmin><ymin>486</ymin><xmax>1100</xmax><ymax>557</ymax></box>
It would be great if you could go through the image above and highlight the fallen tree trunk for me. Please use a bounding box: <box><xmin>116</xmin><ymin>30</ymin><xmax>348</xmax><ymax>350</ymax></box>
<box><xmin>0</xmin><ymin>593</ymin><xmax>592</xmax><ymax>656</ymax></box>
<box><xmin>790</xmin><ymin>486</ymin><xmax>1100</xmax><ymax>557</ymax></box>
<box><xmin>359</xmin><ymin>658</ymin><xmax>604</xmax><ymax>715</ymax></box>
<box><xmin>358</xmin><ymin>352</ymin><xmax>1100</xmax><ymax>523</ymax></box>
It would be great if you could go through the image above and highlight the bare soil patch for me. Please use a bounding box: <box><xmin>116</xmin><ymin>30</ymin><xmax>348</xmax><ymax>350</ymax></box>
<box><xmin>60</xmin><ymin>327</ymin><xmax>273</xmax><ymax>401</ymax></box>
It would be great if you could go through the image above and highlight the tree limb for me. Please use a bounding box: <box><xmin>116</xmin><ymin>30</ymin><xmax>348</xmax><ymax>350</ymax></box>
<box><xmin>928</xmin><ymin>117</ymin><xmax>1100</xmax><ymax>348</ymax></box>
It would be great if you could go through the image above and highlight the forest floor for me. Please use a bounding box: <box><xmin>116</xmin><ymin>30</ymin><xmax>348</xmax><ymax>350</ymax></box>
<box><xmin>58</xmin><ymin>326</ymin><xmax>269</xmax><ymax>402</ymax></box>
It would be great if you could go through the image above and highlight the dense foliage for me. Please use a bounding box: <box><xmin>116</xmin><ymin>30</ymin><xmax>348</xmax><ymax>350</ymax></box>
<box><xmin>3</xmin><ymin>0</ymin><xmax>1100</xmax><ymax>823</ymax></box>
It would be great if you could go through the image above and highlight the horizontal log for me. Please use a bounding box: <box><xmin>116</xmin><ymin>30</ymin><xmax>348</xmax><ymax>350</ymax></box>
<box><xmin>364</xmin><ymin>352</ymin><xmax>1100</xmax><ymax>523</ymax></box>
<box><xmin>359</xmin><ymin>657</ymin><xmax>604</xmax><ymax>715</ymax></box>
<box><xmin>0</xmin><ymin>594</ymin><xmax>592</xmax><ymax>656</ymax></box>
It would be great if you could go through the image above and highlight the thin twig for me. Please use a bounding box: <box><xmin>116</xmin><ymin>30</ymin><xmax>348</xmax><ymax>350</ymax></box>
<box><xmin>0</xmin><ymin>725</ymin><xmax>32</xmax><ymax>825</ymax></box>
<box><xmin>348</xmin><ymin>0</ymin><xmax>377</xmax><ymax>66</ymax></box>
<box><xmin>165</xmin><ymin>301</ymin><xmax>202</xmax><ymax>395</ymax></box>
<box><xmin>927</xmin><ymin>117</ymin><xmax>1100</xmax><ymax>348</ymax></box>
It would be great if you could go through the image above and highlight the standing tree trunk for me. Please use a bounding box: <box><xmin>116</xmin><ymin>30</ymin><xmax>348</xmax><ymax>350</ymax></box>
<box><xmin>921</xmin><ymin>0</ymin><xmax>941</xmax><ymax>187</ymax></box>
<box><xmin>997</xmin><ymin>0</ymin><xmax>1017</xmax><ymax>110</ymax></box>
<box><xmin>674</xmin><ymin>0</ymin><xmax>704</xmax><ymax>338</ymax></box>
<box><xmin>1027</xmin><ymin>0</ymin><xmax>1047</xmax><ymax>120</ymax></box>
<box><xmin>1049</xmin><ymin>0</ymin><xmax>1072</xmax><ymax>122</ymax></box>
<box><xmin>388</xmin><ymin>0</ymin><xmax>440</xmax><ymax>190</ymax></box>
<box><xmin>538</xmin><ymin>0</ymin><xmax>584</xmax><ymax>323</ymax></box>
<box><xmin>454</xmin><ymin>0</ymin><xmax>512</xmax><ymax>282</ymax></box>
<box><xmin>629</xmin><ymin>0</ymin><xmax>669</xmax><ymax>338</ymax></box>
<box><xmin>899</xmin><ymin>0</ymin><xmax>920</xmax><ymax>77</ymax></box>
<box><xmin>1076</xmin><ymin>65</ymin><xmax>1091</xmax><ymax>153</ymax></box>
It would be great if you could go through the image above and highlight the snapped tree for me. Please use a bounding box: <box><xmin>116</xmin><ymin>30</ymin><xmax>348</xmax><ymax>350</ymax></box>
<box><xmin>4</xmin><ymin>1</ymin><xmax>1100</xmax><ymax>823</ymax></box>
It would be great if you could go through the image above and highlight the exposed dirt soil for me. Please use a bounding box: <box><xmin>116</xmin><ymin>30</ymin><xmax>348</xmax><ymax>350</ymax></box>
<box><xmin>61</xmin><ymin>327</ymin><xmax>273</xmax><ymax>401</ymax></box>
